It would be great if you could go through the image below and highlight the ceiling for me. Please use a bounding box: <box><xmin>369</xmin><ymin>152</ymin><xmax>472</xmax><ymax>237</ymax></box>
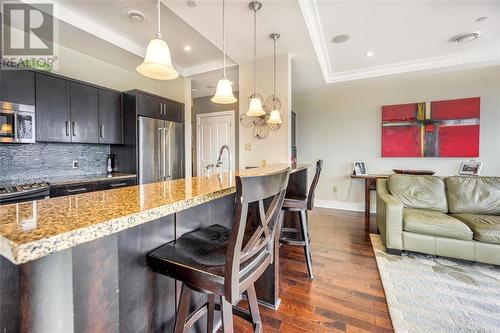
<box><xmin>46</xmin><ymin>0</ymin><xmax>235</xmax><ymax>76</ymax></box>
<box><xmin>299</xmin><ymin>0</ymin><xmax>500</xmax><ymax>83</ymax></box>
<box><xmin>18</xmin><ymin>0</ymin><xmax>500</xmax><ymax>93</ymax></box>
<box><xmin>190</xmin><ymin>65</ymin><xmax>239</xmax><ymax>98</ymax></box>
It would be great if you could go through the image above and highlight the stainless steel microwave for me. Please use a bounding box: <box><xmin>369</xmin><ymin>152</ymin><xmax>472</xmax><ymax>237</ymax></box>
<box><xmin>0</xmin><ymin>101</ymin><xmax>35</xmax><ymax>143</ymax></box>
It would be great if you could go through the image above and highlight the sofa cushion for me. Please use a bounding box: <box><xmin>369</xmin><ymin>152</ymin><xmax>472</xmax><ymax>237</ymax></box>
<box><xmin>445</xmin><ymin>177</ymin><xmax>500</xmax><ymax>215</ymax></box>
<box><xmin>451</xmin><ymin>214</ymin><xmax>500</xmax><ymax>245</ymax></box>
<box><xmin>403</xmin><ymin>209</ymin><xmax>473</xmax><ymax>241</ymax></box>
<box><xmin>388</xmin><ymin>175</ymin><xmax>448</xmax><ymax>213</ymax></box>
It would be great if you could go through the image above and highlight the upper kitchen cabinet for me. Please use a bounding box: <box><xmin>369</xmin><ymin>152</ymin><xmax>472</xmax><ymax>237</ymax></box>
<box><xmin>35</xmin><ymin>72</ymin><xmax>122</xmax><ymax>144</ymax></box>
<box><xmin>165</xmin><ymin>101</ymin><xmax>184</xmax><ymax>123</ymax></box>
<box><xmin>136</xmin><ymin>91</ymin><xmax>165</xmax><ymax>119</ymax></box>
<box><xmin>98</xmin><ymin>89</ymin><xmax>122</xmax><ymax>144</ymax></box>
<box><xmin>134</xmin><ymin>90</ymin><xmax>184</xmax><ymax>123</ymax></box>
<box><xmin>36</xmin><ymin>73</ymin><xmax>71</xmax><ymax>142</ymax></box>
<box><xmin>70</xmin><ymin>82</ymin><xmax>98</xmax><ymax>143</ymax></box>
<box><xmin>1</xmin><ymin>70</ymin><xmax>35</xmax><ymax>105</ymax></box>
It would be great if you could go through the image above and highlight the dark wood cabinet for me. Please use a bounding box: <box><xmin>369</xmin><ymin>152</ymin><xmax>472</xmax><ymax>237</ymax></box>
<box><xmin>0</xmin><ymin>70</ymin><xmax>35</xmax><ymax>105</ymax></box>
<box><xmin>98</xmin><ymin>89</ymin><xmax>122</xmax><ymax>144</ymax></box>
<box><xmin>165</xmin><ymin>100</ymin><xmax>184</xmax><ymax>123</ymax></box>
<box><xmin>135</xmin><ymin>91</ymin><xmax>183</xmax><ymax>122</ymax></box>
<box><xmin>50</xmin><ymin>182</ymin><xmax>99</xmax><ymax>198</ymax></box>
<box><xmin>70</xmin><ymin>82</ymin><xmax>98</xmax><ymax>143</ymax></box>
<box><xmin>98</xmin><ymin>178</ymin><xmax>136</xmax><ymax>190</ymax></box>
<box><xmin>36</xmin><ymin>73</ymin><xmax>71</xmax><ymax>142</ymax></box>
<box><xmin>50</xmin><ymin>177</ymin><xmax>136</xmax><ymax>198</ymax></box>
<box><xmin>136</xmin><ymin>92</ymin><xmax>164</xmax><ymax>119</ymax></box>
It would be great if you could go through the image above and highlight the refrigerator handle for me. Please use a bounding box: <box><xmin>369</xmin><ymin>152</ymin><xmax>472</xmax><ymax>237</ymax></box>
<box><xmin>158</xmin><ymin>127</ymin><xmax>163</xmax><ymax>180</ymax></box>
<box><xmin>167</xmin><ymin>128</ymin><xmax>172</xmax><ymax>179</ymax></box>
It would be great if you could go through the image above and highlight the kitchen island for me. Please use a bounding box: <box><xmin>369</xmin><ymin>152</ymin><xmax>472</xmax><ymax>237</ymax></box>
<box><xmin>0</xmin><ymin>165</ymin><xmax>309</xmax><ymax>333</ymax></box>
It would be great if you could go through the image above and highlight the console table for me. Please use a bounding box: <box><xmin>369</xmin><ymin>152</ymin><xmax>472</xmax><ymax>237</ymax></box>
<box><xmin>351</xmin><ymin>174</ymin><xmax>390</xmax><ymax>227</ymax></box>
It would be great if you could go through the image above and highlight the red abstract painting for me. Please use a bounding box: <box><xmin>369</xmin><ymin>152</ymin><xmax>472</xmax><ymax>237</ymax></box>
<box><xmin>382</xmin><ymin>97</ymin><xmax>480</xmax><ymax>157</ymax></box>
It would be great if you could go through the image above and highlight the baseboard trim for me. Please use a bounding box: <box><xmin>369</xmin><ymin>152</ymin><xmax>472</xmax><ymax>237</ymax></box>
<box><xmin>314</xmin><ymin>199</ymin><xmax>376</xmax><ymax>214</ymax></box>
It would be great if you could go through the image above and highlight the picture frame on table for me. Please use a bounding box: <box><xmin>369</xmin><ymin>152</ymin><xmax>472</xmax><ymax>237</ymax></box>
<box><xmin>458</xmin><ymin>160</ymin><xmax>482</xmax><ymax>176</ymax></box>
<box><xmin>353</xmin><ymin>161</ymin><xmax>368</xmax><ymax>176</ymax></box>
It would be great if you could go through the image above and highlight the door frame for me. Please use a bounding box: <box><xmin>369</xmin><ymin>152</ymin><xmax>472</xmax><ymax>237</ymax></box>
<box><xmin>196</xmin><ymin>110</ymin><xmax>235</xmax><ymax>176</ymax></box>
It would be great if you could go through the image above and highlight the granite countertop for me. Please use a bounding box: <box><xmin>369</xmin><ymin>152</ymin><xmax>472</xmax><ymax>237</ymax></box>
<box><xmin>0</xmin><ymin>165</ymin><xmax>309</xmax><ymax>265</ymax></box>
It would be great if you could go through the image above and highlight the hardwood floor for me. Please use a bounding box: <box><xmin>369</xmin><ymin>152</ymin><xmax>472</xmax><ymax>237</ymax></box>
<box><xmin>233</xmin><ymin>208</ymin><xmax>393</xmax><ymax>333</ymax></box>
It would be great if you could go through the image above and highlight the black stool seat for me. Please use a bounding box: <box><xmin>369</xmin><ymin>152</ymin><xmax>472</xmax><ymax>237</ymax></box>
<box><xmin>280</xmin><ymin>160</ymin><xmax>323</xmax><ymax>279</ymax></box>
<box><xmin>149</xmin><ymin>224</ymin><xmax>271</xmax><ymax>295</ymax></box>
<box><xmin>147</xmin><ymin>169</ymin><xmax>290</xmax><ymax>333</ymax></box>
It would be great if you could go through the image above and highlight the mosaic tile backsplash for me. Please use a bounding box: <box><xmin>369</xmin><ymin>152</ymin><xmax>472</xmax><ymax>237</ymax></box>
<box><xmin>0</xmin><ymin>143</ymin><xmax>110</xmax><ymax>184</ymax></box>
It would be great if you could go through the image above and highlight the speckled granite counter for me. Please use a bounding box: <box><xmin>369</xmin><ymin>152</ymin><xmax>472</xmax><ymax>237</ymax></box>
<box><xmin>0</xmin><ymin>173</ymin><xmax>236</xmax><ymax>265</ymax></box>
<box><xmin>0</xmin><ymin>165</ymin><xmax>308</xmax><ymax>265</ymax></box>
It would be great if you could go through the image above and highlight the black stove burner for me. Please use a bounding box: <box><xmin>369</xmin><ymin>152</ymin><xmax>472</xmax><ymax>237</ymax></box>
<box><xmin>0</xmin><ymin>182</ymin><xmax>50</xmax><ymax>204</ymax></box>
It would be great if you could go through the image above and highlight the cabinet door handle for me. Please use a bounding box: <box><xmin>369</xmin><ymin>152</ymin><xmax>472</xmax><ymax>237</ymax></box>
<box><xmin>159</xmin><ymin>103</ymin><xmax>163</xmax><ymax>115</ymax></box>
<box><xmin>66</xmin><ymin>187</ymin><xmax>87</xmax><ymax>193</ymax></box>
<box><xmin>72</xmin><ymin>121</ymin><xmax>76</xmax><ymax>136</ymax></box>
<box><xmin>110</xmin><ymin>182</ymin><xmax>128</xmax><ymax>188</ymax></box>
<box><xmin>65</xmin><ymin>121</ymin><xmax>70</xmax><ymax>136</ymax></box>
<box><xmin>99</xmin><ymin>124</ymin><xmax>104</xmax><ymax>138</ymax></box>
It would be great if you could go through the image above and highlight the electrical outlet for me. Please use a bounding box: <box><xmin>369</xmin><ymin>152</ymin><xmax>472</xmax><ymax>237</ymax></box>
<box><xmin>72</xmin><ymin>160</ymin><xmax>79</xmax><ymax>169</ymax></box>
<box><xmin>245</xmin><ymin>143</ymin><xmax>252</xmax><ymax>151</ymax></box>
<box><xmin>333</xmin><ymin>186</ymin><xmax>338</xmax><ymax>193</ymax></box>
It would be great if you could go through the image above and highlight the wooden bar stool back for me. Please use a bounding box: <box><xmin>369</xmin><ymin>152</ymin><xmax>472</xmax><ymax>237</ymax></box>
<box><xmin>281</xmin><ymin>160</ymin><xmax>323</xmax><ymax>278</ymax></box>
<box><xmin>148</xmin><ymin>168</ymin><xmax>290</xmax><ymax>333</ymax></box>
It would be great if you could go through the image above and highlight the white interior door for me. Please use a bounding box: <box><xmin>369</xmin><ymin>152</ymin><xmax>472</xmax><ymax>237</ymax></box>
<box><xmin>197</xmin><ymin>111</ymin><xmax>235</xmax><ymax>176</ymax></box>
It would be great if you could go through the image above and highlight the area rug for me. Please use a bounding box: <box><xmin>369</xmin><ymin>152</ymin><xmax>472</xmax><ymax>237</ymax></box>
<box><xmin>370</xmin><ymin>234</ymin><xmax>500</xmax><ymax>333</ymax></box>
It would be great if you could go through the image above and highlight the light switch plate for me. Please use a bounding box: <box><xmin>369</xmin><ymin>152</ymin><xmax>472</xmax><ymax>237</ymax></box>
<box><xmin>72</xmin><ymin>160</ymin><xmax>79</xmax><ymax>169</ymax></box>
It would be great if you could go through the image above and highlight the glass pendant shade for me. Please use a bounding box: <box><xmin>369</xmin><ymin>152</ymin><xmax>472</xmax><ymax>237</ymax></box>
<box><xmin>267</xmin><ymin>109</ymin><xmax>283</xmax><ymax>124</ymax></box>
<box><xmin>246</xmin><ymin>97</ymin><xmax>265</xmax><ymax>116</ymax></box>
<box><xmin>137</xmin><ymin>37</ymin><xmax>179</xmax><ymax>80</ymax></box>
<box><xmin>211</xmin><ymin>78</ymin><xmax>237</xmax><ymax>104</ymax></box>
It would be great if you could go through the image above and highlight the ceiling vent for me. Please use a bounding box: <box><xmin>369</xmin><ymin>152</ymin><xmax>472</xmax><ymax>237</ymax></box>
<box><xmin>127</xmin><ymin>10</ymin><xmax>145</xmax><ymax>23</ymax></box>
<box><xmin>451</xmin><ymin>32</ymin><xmax>481</xmax><ymax>43</ymax></box>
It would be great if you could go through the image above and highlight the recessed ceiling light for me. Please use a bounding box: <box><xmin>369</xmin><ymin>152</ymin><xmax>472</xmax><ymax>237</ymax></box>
<box><xmin>366</xmin><ymin>51</ymin><xmax>374</xmax><ymax>57</ymax></box>
<box><xmin>127</xmin><ymin>10</ymin><xmax>145</xmax><ymax>23</ymax></box>
<box><xmin>476</xmin><ymin>16</ymin><xmax>488</xmax><ymax>22</ymax></box>
<box><xmin>184</xmin><ymin>45</ymin><xmax>192</xmax><ymax>52</ymax></box>
<box><xmin>187</xmin><ymin>0</ymin><xmax>196</xmax><ymax>7</ymax></box>
<box><xmin>331</xmin><ymin>34</ymin><xmax>350</xmax><ymax>44</ymax></box>
<box><xmin>451</xmin><ymin>31</ymin><xmax>481</xmax><ymax>43</ymax></box>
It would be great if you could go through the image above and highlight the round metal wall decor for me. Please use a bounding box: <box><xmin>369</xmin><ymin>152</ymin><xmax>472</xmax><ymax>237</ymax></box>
<box><xmin>240</xmin><ymin>94</ymin><xmax>282</xmax><ymax>139</ymax></box>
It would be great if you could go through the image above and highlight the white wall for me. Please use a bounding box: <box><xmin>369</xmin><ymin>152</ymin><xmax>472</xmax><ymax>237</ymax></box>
<box><xmin>293</xmin><ymin>66</ymin><xmax>500</xmax><ymax>212</ymax></box>
<box><xmin>238</xmin><ymin>54</ymin><xmax>292</xmax><ymax>168</ymax></box>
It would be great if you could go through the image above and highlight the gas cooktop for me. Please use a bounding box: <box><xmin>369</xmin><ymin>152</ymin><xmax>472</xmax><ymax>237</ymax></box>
<box><xmin>0</xmin><ymin>182</ymin><xmax>50</xmax><ymax>205</ymax></box>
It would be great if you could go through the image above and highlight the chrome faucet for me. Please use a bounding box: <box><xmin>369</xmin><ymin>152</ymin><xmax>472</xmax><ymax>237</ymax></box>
<box><xmin>216</xmin><ymin>145</ymin><xmax>231</xmax><ymax>173</ymax></box>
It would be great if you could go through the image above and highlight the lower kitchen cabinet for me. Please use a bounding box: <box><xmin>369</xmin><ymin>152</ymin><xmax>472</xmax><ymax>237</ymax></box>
<box><xmin>50</xmin><ymin>178</ymin><xmax>136</xmax><ymax>198</ymax></box>
<box><xmin>50</xmin><ymin>182</ymin><xmax>99</xmax><ymax>198</ymax></box>
<box><xmin>98</xmin><ymin>178</ymin><xmax>136</xmax><ymax>190</ymax></box>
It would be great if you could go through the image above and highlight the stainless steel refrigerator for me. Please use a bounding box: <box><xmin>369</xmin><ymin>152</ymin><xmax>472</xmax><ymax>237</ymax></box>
<box><xmin>138</xmin><ymin>116</ymin><xmax>184</xmax><ymax>184</ymax></box>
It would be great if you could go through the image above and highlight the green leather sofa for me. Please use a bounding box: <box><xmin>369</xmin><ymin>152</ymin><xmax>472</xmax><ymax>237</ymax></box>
<box><xmin>376</xmin><ymin>174</ymin><xmax>500</xmax><ymax>265</ymax></box>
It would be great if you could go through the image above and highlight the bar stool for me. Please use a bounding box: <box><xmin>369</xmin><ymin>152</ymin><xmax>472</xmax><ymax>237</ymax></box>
<box><xmin>280</xmin><ymin>160</ymin><xmax>323</xmax><ymax>279</ymax></box>
<box><xmin>148</xmin><ymin>168</ymin><xmax>290</xmax><ymax>333</ymax></box>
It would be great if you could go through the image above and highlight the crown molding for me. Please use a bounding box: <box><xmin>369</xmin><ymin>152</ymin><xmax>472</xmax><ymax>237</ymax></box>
<box><xmin>297</xmin><ymin>0</ymin><xmax>334</xmax><ymax>82</ymax></box>
<box><xmin>329</xmin><ymin>47</ymin><xmax>500</xmax><ymax>83</ymax></box>
<box><xmin>183</xmin><ymin>60</ymin><xmax>238</xmax><ymax>77</ymax></box>
<box><xmin>298</xmin><ymin>0</ymin><xmax>500</xmax><ymax>84</ymax></box>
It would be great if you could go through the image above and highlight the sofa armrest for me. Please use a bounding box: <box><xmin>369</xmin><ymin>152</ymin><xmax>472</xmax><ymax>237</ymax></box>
<box><xmin>376</xmin><ymin>180</ymin><xmax>404</xmax><ymax>251</ymax></box>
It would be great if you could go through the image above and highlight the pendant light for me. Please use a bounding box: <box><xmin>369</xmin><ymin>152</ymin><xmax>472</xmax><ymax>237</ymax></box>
<box><xmin>246</xmin><ymin>1</ymin><xmax>265</xmax><ymax>117</ymax></box>
<box><xmin>267</xmin><ymin>33</ymin><xmax>283</xmax><ymax>124</ymax></box>
<box><xmin>137</xmin><ymin>0</ymin><xmax>179</xmax><ymax>80</ymax></box>
<box><xmin>211</xmin><ymin>0</ymin><xmax>237</xmax><ymax>104</ymax></box>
